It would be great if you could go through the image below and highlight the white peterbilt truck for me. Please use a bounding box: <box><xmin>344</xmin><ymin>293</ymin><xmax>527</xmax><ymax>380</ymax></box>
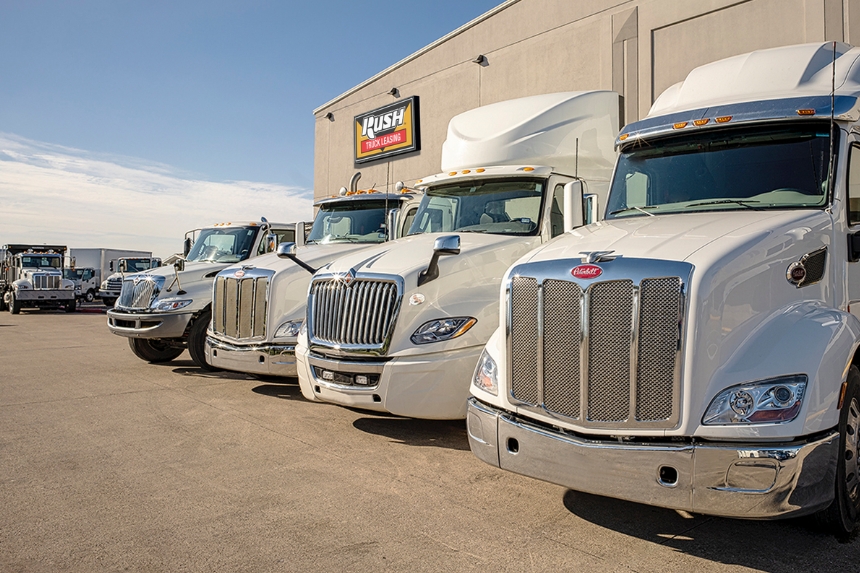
<box><xmin>295</xmin><ymin>91</ymin><xmax>619</xmax><ymax>419</ymax></box>
<box><xmin>1</xmin><ymin>245</ymin><xmax>76</xmax><ymax>313</ymax></box>
<box><xmin>205</xmin><ymin>189</ymin><xmax>422</xmax><ymax>376</ymax></box>
<box><xmin>466</xmin><ymin>42</ymin><xmax>860</xmax><ymax>536</ymax></box>
<box><xmin>107</xmin><ymin>220</ymin><xmax>303</xmax><ymax>369</ymax></box>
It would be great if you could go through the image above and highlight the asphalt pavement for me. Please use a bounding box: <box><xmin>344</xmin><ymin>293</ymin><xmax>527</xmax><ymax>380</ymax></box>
<box><xmin>1</xmin><ymin>307</ymin><xmax>858</xmax><ymax>572</ymax></box>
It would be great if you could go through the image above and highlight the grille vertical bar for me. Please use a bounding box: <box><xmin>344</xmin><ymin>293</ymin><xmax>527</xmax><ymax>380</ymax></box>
<box><xmin>213</xmin><ymin>277</ymin><xmax>226</xmax><ymax>333</ymax></box>
<box><xmin>309</xmin><ymin>278</ymin><xmax>400</xmax><ymax>349</ymax></box>
<box><xmin>586</xmin><ymin>281</ymin><xmax>634</xmax><ymax>422</ymax></box>
<box><xmin>636</xmin><ymin>278</ymin><xmax>682</xmax><ymax>421</ymax></box>
<box><xmin>542</xmin><ymin>280</ymin><xmax>582</xmax><ymax>419</ymax></box>
<box><xmin>509</xmin><ymin>277</ymin><xmax>539</xmax><ymax>404</ymax></box>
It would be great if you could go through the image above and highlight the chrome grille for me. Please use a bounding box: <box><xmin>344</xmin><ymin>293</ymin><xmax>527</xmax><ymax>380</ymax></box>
<box><xmin>212</xmin><ymin>274</ymin><xmax>269</xmax><ymax>340</ymax></box>
<box><xmin>117</xmin><ymin>277</ymin><xmax>160</xmax><ymax>310</ymax></box>
<box><xmin>309</xmin><ymin>277</ymin><xmax>400</xmax><ymax>350</ymax></box>
<box><xmin>508</xmin><ymin>264</ymin><xmax>686</xmax><ymax>430</ymax></box>
<box><xmin>33</xmin><ymin>273</ymin><xmax>60</xmax><ymax>290</ymax></box>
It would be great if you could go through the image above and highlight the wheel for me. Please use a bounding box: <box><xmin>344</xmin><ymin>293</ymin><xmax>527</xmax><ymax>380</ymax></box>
<box><xmin>817</xmin><ymin>365</ymin><xmax>860</xmax><ymax>536</ymax></box>
<box><xmin>85</xmin><ymin>290</ymin><xmax>95</xmax><ymax>303</ymax></box>
<box><xmin>65</xmin><ymin>298</ymin><xmax>77</xmax><ymax>313</ymax></box>
<box><xmin>188</xmin><ymin>311</ymin><xmax>218</xmax><ymax>371</ymax></box>
<box><xmin>9</xmin><ymin>292</ymin><xmax>20</xmax><ymax>314</ymax></box>
<box><xmin>128</xmin><ymin>338</ymin><xmax>184</xmax><ymax>363</ymax></box>
<box><xmin>103</xmin><ymin>297</ymin><xmax>117</xmax><ymax>307</ymax></box>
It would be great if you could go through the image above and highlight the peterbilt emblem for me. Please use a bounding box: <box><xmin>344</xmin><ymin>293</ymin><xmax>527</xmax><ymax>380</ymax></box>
<box><xmin>571</xmin><ymin>264</ymin><xmax>603</xmax><ymax>280</ymax></box>
<box><xmin>234</xmin><ymin>270</ymin><xmax>246</xmax><ymax>278</ymax></box>
<box><xmin>339</xmin><ymin>268</ymin><xmax>357</xmax><ymax>286</ymax></box>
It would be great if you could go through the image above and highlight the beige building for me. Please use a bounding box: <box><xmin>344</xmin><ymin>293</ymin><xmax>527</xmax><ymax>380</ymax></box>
<box><xmin>313</xmin><ymin>0</ymin><xmax>860</xmax><ymax>201</ymax></box>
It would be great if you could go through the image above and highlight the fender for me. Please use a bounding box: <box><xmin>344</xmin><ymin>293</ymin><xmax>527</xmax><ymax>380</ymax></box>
<box><xmin>702</xmin><ymin>301</ymin><xmax>860</xmax><ymax>438</ymax></box>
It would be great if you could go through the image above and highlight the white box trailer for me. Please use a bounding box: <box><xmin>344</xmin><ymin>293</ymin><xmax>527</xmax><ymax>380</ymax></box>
<box><xmin>69</xmin><ymin>248</ymin><xmax>151</xmax><ymax>284</ymax></box>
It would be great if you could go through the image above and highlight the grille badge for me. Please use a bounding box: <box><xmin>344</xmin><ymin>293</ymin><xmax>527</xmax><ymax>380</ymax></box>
<box><xmin>571</xmin><ymin>264</ymin><xmax>603</xmax><ymax>279</ymax></box>
<box><xmin>339</xmin><ymin>268</ymin><xmax>357</xmax><ymax>286</ymax></box>
<box><xmin>234</xmin><ymin>270</ymin><xmax>246</xmax><ymax>278</ymax></box>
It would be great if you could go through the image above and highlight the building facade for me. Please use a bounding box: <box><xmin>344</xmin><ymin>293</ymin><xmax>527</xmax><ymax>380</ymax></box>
<box><xmin>313</xmin><ymin>0</ymin><xmax>860</xmax><ymax>201</ymax></box>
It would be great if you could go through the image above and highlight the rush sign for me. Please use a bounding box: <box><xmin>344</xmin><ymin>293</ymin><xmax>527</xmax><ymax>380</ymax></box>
<box><xmin>354</xmin><ymin>96</ymin><xmax>420</xmax><ymax>163</ymax></box>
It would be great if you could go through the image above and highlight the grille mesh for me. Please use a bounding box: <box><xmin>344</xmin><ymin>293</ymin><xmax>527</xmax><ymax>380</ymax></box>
<box><xmin>542</xmin><ymin>280</ymin><xmax>582</xmax><ymax>418</ymax></box>
<box><xmin>310</xmin><ymin>279</ymin><xmax>398</xmax><ymax>347</ymax></box>
<box><xmin>212</xmin><ymin>276</ymin><xmax>269</xmax><ymax>340</ymax></box>
<box><xmin>508</xmin><ymin>273</ymin><xmax>683</xmax><ymax>428</ymax></box>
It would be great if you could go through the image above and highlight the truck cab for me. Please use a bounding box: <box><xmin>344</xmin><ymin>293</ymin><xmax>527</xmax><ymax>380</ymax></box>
<box><xmin>295</xmin><ymin>91</ymin><xmax>618</xmax><ymax>419</ymax></box>
<box><xmin>467</xmin><ymin>42</ymin><xmax>860</xmax><ymax>536</ymax></box>
<box><xmin>1</xmin><ymin>245</ymin><xmax>76</xmax><ymax>313</ymax></box>
<box><xmin>205</xmin><ymin>191</ymin><xmax>421</xmax><ymax>376</ymax></box>
<box><xmin>64</xmin><ymin>267</ymin><xmax>99</xmax><ymax>302</ymax></box>
<box><xmin>107</xmin><ymin>220</ymin><xmax>302</xmax><ymax>369</ymax></box>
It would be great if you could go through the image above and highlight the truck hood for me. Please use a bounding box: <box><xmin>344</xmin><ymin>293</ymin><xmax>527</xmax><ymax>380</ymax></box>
<box><xmin>320</xmin><ymin>233</ymin><xmax>542</xmax><ymax>356</ymax></box>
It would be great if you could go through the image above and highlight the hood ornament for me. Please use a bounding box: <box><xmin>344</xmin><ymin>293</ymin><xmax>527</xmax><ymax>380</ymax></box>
<box><xmin>580</xmin><ymin>250</ymin><xmax>617</xmax><ymax>264</ymax></box>
<box><xmin>340</xmin><ymin>268</ymin><xmax>357</xmax><ymax>286</ymax></box>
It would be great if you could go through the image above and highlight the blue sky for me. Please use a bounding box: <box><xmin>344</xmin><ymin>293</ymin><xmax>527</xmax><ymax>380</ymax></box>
<box><xmin>0</xmin><ymin>0</ymin><xmax>501</xmax><ymax>256</ymax></box>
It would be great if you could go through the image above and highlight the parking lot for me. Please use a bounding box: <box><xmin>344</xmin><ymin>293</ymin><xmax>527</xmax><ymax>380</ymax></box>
<box><xmin>1</xmin><ymin>309</ymin><xmax>858</xmax><ymax>572</ymax></box>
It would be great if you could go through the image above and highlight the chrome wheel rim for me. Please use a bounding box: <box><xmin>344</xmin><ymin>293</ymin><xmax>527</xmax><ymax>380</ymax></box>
<box><xmin>846</xmin><ymin>396</ymin><xmax>860</xmax><ymax>503</ymax></box>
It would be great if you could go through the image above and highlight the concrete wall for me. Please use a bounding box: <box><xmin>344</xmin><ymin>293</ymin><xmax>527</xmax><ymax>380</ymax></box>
<box><xmin>313</xmin><ymin>0</ymin><xmax>859</xmax><ymax>202</ymax></box>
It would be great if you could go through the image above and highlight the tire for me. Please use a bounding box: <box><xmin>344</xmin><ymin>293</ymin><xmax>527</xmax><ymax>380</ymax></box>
<box><xmin>817</xmin><ymin>365</ymin><xmax>860</xmax><ymax>536</ymax></box>
<box><xmin>103</xmin><ymin>297</ymin><xmax>117</xmax><ymax>308</ymax></box>
<box><xmin>188</xmin><ymin>310</ymin><xmax>218</xmax><ymax>371</ymax></box>
<box><xmin>85</xmin><ymin>290</ymin><xmax>95</xmax><ymax>303</ymax></box>
<box><xmin>128</xmin><ymin>338</ymin><xmax>184</xmax><ymax>363</ymax></box>
<box><xmin>9</xmin><ymin>292</ymin><xmax>20</xmax><ymax>315</ymax></box>
<box><xmin>65</xmin><ymin>298</ymin><xmax>77</xmax><ymax>313</ymax></box>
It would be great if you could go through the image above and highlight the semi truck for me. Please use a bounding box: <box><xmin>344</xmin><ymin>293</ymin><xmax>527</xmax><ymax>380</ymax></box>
<box><xmin>107</xmin><ymin>219</ymin><xmax>304</xmax><ymax>370</ymax></box>
<box><xmin>98</xmin><ymin>257</ymin><xmax>163</xmax><ymax>307</ymax></box>
<box><xmin>466</xmin><ymin>42</ymin><xmax>860</xmax><ymax>536</ymax></box>
<box><xmin>205</xmin><ymin>186</ymin><xmax>422</xmax><ymax>377</ymax></box>
<box><xmin>295</xmin><ymin>91</ymin><xmax>618</xmax><ymax>419</ymax></box>
<box><xmin>1</xmin><ymin>245</ymin><xmax>76</xmax><ymax>313</ymax></box>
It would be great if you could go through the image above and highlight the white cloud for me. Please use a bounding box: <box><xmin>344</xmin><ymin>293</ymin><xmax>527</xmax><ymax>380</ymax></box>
<box><xmin>0</xmin><ymin>133</ymin><xmax>314</xmax><ymax>258</ymax></box>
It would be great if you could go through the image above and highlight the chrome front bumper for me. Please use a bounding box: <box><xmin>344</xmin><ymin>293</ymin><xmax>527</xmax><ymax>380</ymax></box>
<box><xmin>107</xmin><ymin>310</ymin><xmax>192</xmax><ymax>339</ymax></box>
<box><xmin>205</xmin><ymin>336</ymin><xmax>297</xmax><ymax>377</ymax></box>
<box><xmin>467</xmin><ymin>398</ymin><xmax>838</xmax><ymax>519</ymax></box>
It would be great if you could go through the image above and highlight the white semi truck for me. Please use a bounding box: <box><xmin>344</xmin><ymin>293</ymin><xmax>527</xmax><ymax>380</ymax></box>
<box><xmin>1</xmin><ymin>245</ymin><xmax>76</xmax><ymax>313</ymax></box>
<box><xmin>295</xmin><ymin>91</ymin><xmax>618</xmax><ymax>419</ymax></box>
<box><xmin>107</xmin><ymin>219</ymin><xmax>303</xmax><ymax>369</ymax></box>
<box><xmin>466</xmin><ymin>42</ymin><xmax>860</xmax><ymax>536</ymax></box>
<box><xmin>98</xmin><ymin>257</ymin><xmax>163</xmax><ymax>306</ymax></box>
<box><xmin>205</xmin><ymin>189</ymin><xmax>422</xmax><ymax>376</ymax></box>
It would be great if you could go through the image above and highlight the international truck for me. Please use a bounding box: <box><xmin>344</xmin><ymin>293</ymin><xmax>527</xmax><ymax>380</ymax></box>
<box><xmin>107</xmin><ymin>220</ymin><xmax>303</xmax><ymax>370</ymax></box>
<box><xmin>295</xmin><ymin>91</ymin><xmax>618</xmax><ymax>419</ymax></box>
<box><xmin>1</xmin><ymin>245</ymin><xmax>76</xmax><ymax>313</ymax></box>
<box><xmin>466</xmin><ymin>42</ymin><xmax>860</xmax><ymax>536</ymax></box>
<box><xmin>69</xmin><ymin>248</ymin><xmax>153</xmax><ymax>305</ymax></box>
<box><xmin>98</xmin><ymin>257</ymin><xmax>163</xmax><ymax>307</ymax></box>
<box><xmin>205</xmin><ymin>186</ymin><xmax>422</xmax><ymax>377</ymax></box>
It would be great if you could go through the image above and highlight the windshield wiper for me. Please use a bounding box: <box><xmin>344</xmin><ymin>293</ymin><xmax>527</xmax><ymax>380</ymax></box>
<box><xmin>609</xmin><ymin>205</ymin><xmax>657</xmax><ymax>216</ymax></box>
<box><xmin>458</xmin><ymin>229</ymin><xmax>489</xmax><ymax>233</ymax></box>
<box><xmin>686</xmin><ymin>199</ymin><xmax>762</xmax><ymax>211</ymax></box>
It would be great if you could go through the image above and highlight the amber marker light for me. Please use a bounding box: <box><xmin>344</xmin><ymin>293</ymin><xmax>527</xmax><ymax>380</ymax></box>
<box><xmin>522</xmin><ymin>167</ymin><xmax>535</xmax><ymax>172</ymax></box>
<box><xmin>462</xmin><ymin>170</ymin><xmax>471</xmax><ymax>174</ymax></box>
<box><xmin>449</xmin><ymin>171</ymin><xmax>457</xmax><ymax>176</ymax></box>
<box><xmin>673</xmin><ymin>122</ymin><xmax>688</xmax><ymax>129</ymax></box>
<box><xmin>797</xmin><ymin>109</ymin><xmax>816</xmax><ymax>116</ymax></box>
<box><xmin>619</xmin><ymin>133</ymin><xmax>629</xmax><ymax>140</ymax></box>
<box><xmin>693</xmin><ymin>119</ymin><xmax>710</xmax><ymax>126</ymax></box>
<box><xmin>476</xmin><ymin>168</ymin><xmax>485</xmax><ymax>173</ymax></box>
<box><xmin>715</xmin><ymin>116</ymin><xmax>733</xmax><ymax>123</ymax></box>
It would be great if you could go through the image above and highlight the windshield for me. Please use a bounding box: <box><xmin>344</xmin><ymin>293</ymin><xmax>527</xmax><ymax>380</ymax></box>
<box><xmin>306</xmin><ymin>200</ymin><xmax>389</xmax><ymax>244</ymax></box>
<box><xmin>64</xmin><ymin>269</ymin><xmax>83</xmax><ymax>279</ymax></box>
<box><xmin>124</xmin><ymin>259</ymin><xmax>154</xmax><ymax>272</ymax></box>
<box><xmin>408</xmin><ymin>178</ymin><xmax>544</xmax><ymax>236</ymax></box>
<box><xmin>186</xmin><ymin>226</ymin><xmax>260</xmax><ymax>263</ymax></box>
<box><xmin>20</xmin><ymin>255</ymin><xmax>61</xmax><ymax>269</ymax></box>
<box><xmin>606</xmin><ymin>123</ymin><xmax>832</xmax><ymax>218</ymax></box>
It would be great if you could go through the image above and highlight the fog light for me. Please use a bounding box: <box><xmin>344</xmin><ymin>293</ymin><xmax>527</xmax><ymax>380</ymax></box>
<box><xmin>355</xmin><ymin>375</ymin><xmax>369</xmax><ymax>385</ymax></box>
<box><xmin>322</xmin><ymin>371</ymin><xmax>334</xmax><ymax>381</ymax></box>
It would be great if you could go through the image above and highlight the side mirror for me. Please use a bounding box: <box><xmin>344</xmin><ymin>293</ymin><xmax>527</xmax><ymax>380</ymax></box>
<box><xmin>276</xmin><ymin>242</ymin><xmax>297</xmax><ymax>258</ymax></box>
<box><xmin>849</xmin><ymin>233</ymin><xmax>860</xmax><ymax>262</ymax></box>
<box><xmin>387</xmin><ymin>208</ymin><xmax>401</xmax><ymax>240</ymax></box>
<box><xmin>418</xmin><ymin>235</ymin><xmax>461</xmax><ymax>286</ymax></box>
<box><xmin>109</xmin><ymin>261</ymin><xmax>115</xmax><ymax>272</ymax></box>
<box><xmin>295</xmin><ymin>222</ymin><xmax>307</xmax><ymax>247</ymax></box>
<box><xmin>266</xmin><ymin>233</ymin><xmax>278</xmax><ymax>252</ymax></box>
<box><xmin>563</xmin><ymin>181</ymin><xmax>585</xmax><ymax>232</ymax></box>
<box><xmin>174</xmin><ymin>259</ymin><xmax>186</xmax><ymax>272</ymax></box>
<box><xmin>183</xmin><ymin>237</ymin><xmax>192</xmax><ymax>257</ymax></box>
<box><xmin>118</xmin><ymin>260</ymin><xmax>128</xmax><ymax>273</ymax></box>
<box><xmin>584</xmin><ymin>193</ymin><xmax>599</xmax><ymax>224</ymax></box>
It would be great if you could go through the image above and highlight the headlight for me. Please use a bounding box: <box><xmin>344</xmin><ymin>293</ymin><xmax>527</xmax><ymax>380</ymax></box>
<box><xmin>410</xmin><ymin>317</ymin><xmax>477</xmax><ymax>345</ymax></box>
<box><xmin>274</xmin><ymin>320</ymin><xmax>303</xmax><ymax>339</ymax></box>
<box><xmin>100</xmin><ymin>281</ymin><xmax>109</xmax><ymax>289</ymax></box>
<box><xmin>702</xmin><ymin>375</ymin><xmax>807</xmax><ymax>425</ymax></box>
<box><xmin>16</xmin><ymin>284</ymin><xmax>29</xmax><ymax>290</ymax></box>
<box><xmin>152</xmin><ymin>298</ymin><xmax>193</xmax><ymax>312</ymax></box>
<box><xmin>472</xmin><ymin>349</ymin><xmax>498</xmax><ymax>396</ymax></box>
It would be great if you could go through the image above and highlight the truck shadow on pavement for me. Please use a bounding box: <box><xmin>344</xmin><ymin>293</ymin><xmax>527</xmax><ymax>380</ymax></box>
<box><xmin>351</xmin><ymin>417</ymin><xmax>470</xmax><ymax>451</ymax></box>
<box><xmin>561</xmin><ymin>489</ymin><xmax>857</xmax><ymax>570</ymax></box>
<box><xmin>251</xmin><ymin>381</ymin><xmax>303</xmax><ymax>400</ymax></box>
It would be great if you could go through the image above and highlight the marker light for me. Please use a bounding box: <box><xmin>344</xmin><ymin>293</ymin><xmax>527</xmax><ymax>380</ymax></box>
<box><xmin>797</xmin><ymin>109</ymin><xmax>816</xmax><ymax>116</ymax></box>
<box><xmin>619</xmin><ymin>134</ymin><xmax>629</xmax><ymax>140</ymax></box>
<box><xmin>715</xmin><ymin>116</ymin><xmax>733</xmax><ymax>123</ymax></box>
<box><xmin>449</xmin><ymin>172</ymin><xmax>458</xmax><ymax>176</ymax></box>
<box><xmin>522</xmin><ymin>167</ymin><xmax>535</xmax><ymax>172</ymax></box>
<box><xmin>693</xmin><ymin>119</ymin><xmax>710</xmax><ymax>126</ymax></box>
<box><xmin>462</xmin><ymin>170</ymin><xmax>471</xmax><ymax>174</ymax></box>
<box><xmin>476</xmin><ymin>168</ymin><xmax>485</xmax><ymax>173</ymax></box>
<box><xmin>673</xmin><ymin>122</ymin><xmax>688</xmax><ymax>129</ymax></box>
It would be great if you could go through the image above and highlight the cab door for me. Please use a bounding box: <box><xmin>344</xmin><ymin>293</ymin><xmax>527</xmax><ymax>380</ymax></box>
<box><xmin>844</xmin><ymin>134</ymin><xmax>860</xmax><ymax>318</ymax></box>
